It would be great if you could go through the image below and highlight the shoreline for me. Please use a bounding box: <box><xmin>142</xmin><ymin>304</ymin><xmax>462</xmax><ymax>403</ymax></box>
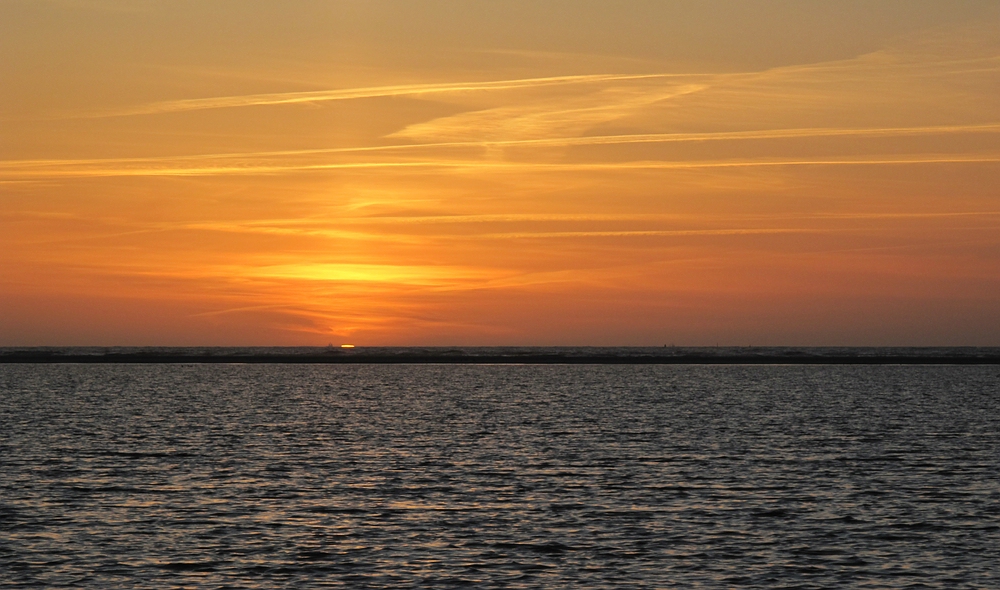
<box><xmin>3</xmin><ymin>348</ymin><xmax>1000</xmax><ymax>365</ymax></box>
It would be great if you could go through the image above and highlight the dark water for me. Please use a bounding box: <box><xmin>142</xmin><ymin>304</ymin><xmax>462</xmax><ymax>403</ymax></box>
<box><xmin>1</xmin><ymin>364</ymin><xmax>999</xmax><ymax>588</ymax></box>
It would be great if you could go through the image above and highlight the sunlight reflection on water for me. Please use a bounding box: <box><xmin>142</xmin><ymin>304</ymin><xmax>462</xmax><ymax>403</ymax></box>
<box><xmin>1</xmin><ymin>364</ymin><xmax>999</xmax><ymax>588</ymax></box>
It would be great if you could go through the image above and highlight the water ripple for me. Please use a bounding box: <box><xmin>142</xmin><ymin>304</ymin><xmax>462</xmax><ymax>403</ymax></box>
<box><xmin>1</xmin><ymin>364</ymin><xmax>998</xmax><ymax>588</ymax></box>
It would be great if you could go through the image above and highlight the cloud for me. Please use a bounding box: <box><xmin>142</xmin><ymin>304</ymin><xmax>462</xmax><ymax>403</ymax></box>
<box><xmin>4</xmin><ymin>121</ymin><xmax>998</xmax><ymax>180</ymax></box>
<box><xmin>245</xmin><ymin>263</ymin><xmax>494</xmax><ymax>285</ymax></box>
<box><xmin>2</xmin><ymin>153</ymin><xmax>997</xmax><ymax>180</ymax></box>
<box><xmin>389</xmin><ymin>83</ymin><xmax>709</xmax><ymax>142</ymax></box>
<box><xmin>471</xmin><ymin>228</ymin><xmax>830</xmax><ymax>239</ymax></box>
<box><xmin>93</xmin><ymin>73</ymin><xmax>691</xmax><ymax>117</ymax></box>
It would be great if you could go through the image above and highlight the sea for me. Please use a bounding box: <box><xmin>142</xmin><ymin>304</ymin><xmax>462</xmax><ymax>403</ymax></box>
<box><xmin>2</xmin><ymin>357</ymin><xmax>999</xmax><ymax>588</ymax></box>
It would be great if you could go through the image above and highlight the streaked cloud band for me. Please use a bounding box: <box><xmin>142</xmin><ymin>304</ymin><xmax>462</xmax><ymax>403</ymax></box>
<box><xmin>96</xmin><ymin>73</ymin><xmax>688</xmax><ymax>117</ymax></box>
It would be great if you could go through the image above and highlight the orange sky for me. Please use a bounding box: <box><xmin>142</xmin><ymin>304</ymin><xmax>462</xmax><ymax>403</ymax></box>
<box><xmin>2</xmin><ymin>1</ymin><xmax>999</xmax><ymax>345</ymax></box>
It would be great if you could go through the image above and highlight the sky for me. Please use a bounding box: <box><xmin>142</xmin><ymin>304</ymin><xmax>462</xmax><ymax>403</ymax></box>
<box><xmin>2</xmin><ymin>0</ymin><xmax>1000</xmax><ymax>346</ymax></box>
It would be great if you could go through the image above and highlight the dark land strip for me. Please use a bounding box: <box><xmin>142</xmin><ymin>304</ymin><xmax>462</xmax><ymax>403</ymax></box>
<box><xmin>3</xmin><ymin>348</ymin><xmax>1000</xmax><ymax>364</ymax></box>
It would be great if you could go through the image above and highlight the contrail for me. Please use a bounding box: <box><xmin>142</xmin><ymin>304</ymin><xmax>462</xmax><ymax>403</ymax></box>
<box><xmin>4</xmin><ymin>122</ymin><xmax>999</xmax><ymax>180</ymax></box>
<box><xmin>97</xmin><ymin>73</ymin><xmax>687</xmax><ymax>117</ymax></box>
<box><xmin>475</xmin><ymin>228</ymin><xmax>828</xmax><ymax>239</ymax></box>
<box><xmin>3</xmin><ymin>153</ymin><xmax>999</xmax><ymax>180</ymax></box>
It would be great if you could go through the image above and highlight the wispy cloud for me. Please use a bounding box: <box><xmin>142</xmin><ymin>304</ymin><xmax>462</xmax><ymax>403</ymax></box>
<box><xmin>223</xmin><ymin>210</ymin><xmax>1000</xmax><ymax>228</ymax></box>
<box><xmin>4</xmin><ymin>122</ymin><xmax>998</xmax><ymax>180</ymax></box>
<box><xmin>531</xmin><ymin>154</ymin><xmax>1000</xmax><ymax>171</ymax></box>
<box><xmin>245</xmin><ymin>263</ymin><xmax>495</xmax><ymax>285</ymax></box>
<box><xmin>389</xmin><ymin>83</ymin><xmax>709</xmax><ymax>142</ymax></box>
<box><xmin>471</xmin><ymin>228</ymin><xmax>832</xmax><ymax>239</ymax></box>
<box><xmin>3</xmin><ymin>153</ymin><xmax>998</xmax><ymax>180</ymax></box>
<box><xmin>92</xmin><ymin>73</ymin><xmax>693</xmax><ymax>117</ymax></box>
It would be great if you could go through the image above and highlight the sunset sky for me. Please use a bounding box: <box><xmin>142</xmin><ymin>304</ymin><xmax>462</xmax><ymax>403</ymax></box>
<box><xmin>2</xmin><ymin>1</ymin><xmax>999</xmax><ymax>345</ymax></box>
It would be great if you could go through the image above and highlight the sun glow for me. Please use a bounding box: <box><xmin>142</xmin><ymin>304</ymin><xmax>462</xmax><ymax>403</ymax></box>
<box><xmin>3</xmin><ymin>2</ymin><xmax>999</xmax><ymax>345</ymax></box>
<box><xmin>247</xmin><ymin>263</ymin><xmax>492</xmax><ymax>286</ymax></box>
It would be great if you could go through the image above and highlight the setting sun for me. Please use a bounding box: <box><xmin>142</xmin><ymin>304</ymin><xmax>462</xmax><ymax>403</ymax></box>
<box><xmin>3</xmin><ymin>4</ymin><xmax>999</xmax><ymax>586</ymax></box>
<box><xmin>2</xmin><ymin>1</ymin><xmax>999</xmax><ymax>346</ymax></box>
